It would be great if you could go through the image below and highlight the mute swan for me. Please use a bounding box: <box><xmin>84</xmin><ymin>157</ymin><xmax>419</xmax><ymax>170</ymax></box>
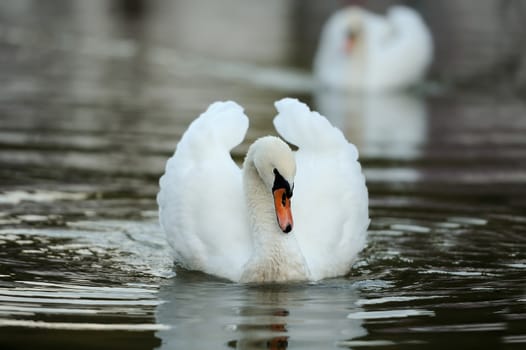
<box><xmin>314</xmin><ymin>5</ymin><xmax>433</xmax><ymax>91</ymax></box>
<box><xmin>157</xmin><ymin>98</ymin><xmax>369</xmax><ymax>283</ymax></box>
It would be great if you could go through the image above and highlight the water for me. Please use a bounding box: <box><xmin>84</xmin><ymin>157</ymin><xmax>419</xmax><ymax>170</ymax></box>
<box><xmin>1</xmin><ymin>1</ymin><xmax>525</xmax><ymax>349</ymax></box>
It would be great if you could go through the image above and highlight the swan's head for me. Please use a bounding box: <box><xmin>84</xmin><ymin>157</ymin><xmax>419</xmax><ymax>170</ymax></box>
<box><xmin>342</xmin><ymin>7</ymin><xmax>366</xmax><ymax>53</ymax></box>
<box><xmin>248</xmin><ymin>136</ymin><xmax>296</xmax><ymax>234</ymax></box>
<box><xmin>320</xmin><ymin>6</ymin><xmax>393</xmax><ymax>57</ymax></box>
<box><xmin>322</xmin><ymin>6</ymin><xmax>366</xmax><ymax>55</ymax></box>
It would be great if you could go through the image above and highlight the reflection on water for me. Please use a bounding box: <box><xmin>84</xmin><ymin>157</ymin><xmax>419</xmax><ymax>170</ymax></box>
<box><xmin>155</xmin><ymin>276</ymin><xmax>366</xmax><ymax>349</ymax></box>
<box><xmin>314</xmin><ymin>91</ymin><xmax>428</xmax><ymax>161</ymax></box>
<box><xmin>1</xmin><ymin>1</ymin><xmax>526</xmax><ymax>349</ymax></box>
<box><xmin>315</xmin><ymin>90</ymin><xmax>429</xmax><ymax>186</ymax></box>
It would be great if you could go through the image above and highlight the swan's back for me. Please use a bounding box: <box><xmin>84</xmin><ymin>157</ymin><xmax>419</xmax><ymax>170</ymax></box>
<box><xmin>157</xmin><ymin>102</ymin><xmax>252</xmax><ymax>281</ymax></box>
<box><xmin>274</xmin><ymin>98</ymin><xmax>369</xmax><ymax>280</ymax></box>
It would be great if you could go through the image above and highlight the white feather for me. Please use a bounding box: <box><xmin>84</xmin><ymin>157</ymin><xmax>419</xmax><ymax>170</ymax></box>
<box><xmin>158</xmin><ymin>99</ymin><xmax>369</xmax><ymax>282</ymax></box>
<box><xmin>314</xmin><ymin>5</ymin><xmax>433</xmax><ymax>91</ymax></box>
<box><xmin>274</xmin><ymin>98</ymin><xmax>369</xmax><ymax>280</ymax></box>
<box><xmin>157</xmin><ymin>101</ymin><xmax>251</xmax><ymax>281</ymax></box>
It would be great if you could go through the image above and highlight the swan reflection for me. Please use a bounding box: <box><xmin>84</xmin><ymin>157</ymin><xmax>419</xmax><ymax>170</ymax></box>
<box><xmin>314</xmin><ymin>90</ymin><xmax>429</xmax><ymax>161</ymax></box>
<box><xmin>155</xmin><ymin>273</ymin><xmax>366</xmax><ymax>349</ymax></box>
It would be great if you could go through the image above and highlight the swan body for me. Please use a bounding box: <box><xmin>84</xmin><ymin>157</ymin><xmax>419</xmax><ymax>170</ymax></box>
<box><xmin>157</xmin><ymin>98</ymin><xmax>369</xmax><ymax>283</ymax></box>
<box><xmin>314</xmin><ymin>5</ymin><xmax>433</xmax><ymax>91</ymax></box>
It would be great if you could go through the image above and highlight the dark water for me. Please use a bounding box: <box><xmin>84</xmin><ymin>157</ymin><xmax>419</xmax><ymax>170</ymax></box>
<box><xmin>1</xmin><ymin>1</ymin><xmax>525</xmax><ymax>349</ymax></box>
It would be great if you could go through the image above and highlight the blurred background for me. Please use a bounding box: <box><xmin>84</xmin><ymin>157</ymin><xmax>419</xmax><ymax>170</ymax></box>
<box><xmin>2</xmin><ymin>0</ymin><xmax>526</xmax><ymax>204</ymax></box>
<box><xmin>3</xmin><ymin>0</ymin><xmax>526</xmax><ymax>93</ymax></box>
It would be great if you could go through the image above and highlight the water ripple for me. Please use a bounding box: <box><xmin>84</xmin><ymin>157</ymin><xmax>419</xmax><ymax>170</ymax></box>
<box><xmin>0</xmin><ymin>319</ymin><xmax>170</xmax><ymax>331</ymax></box>
<box><xmin>347</xmin><ymin>309</ymin><xmax>435</xmax><ymax>320</ymax></box>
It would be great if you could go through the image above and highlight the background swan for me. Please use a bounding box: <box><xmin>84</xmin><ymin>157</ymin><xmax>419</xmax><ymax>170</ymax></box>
<box><xmin>314</xmin><ymin>5</ymin><xmax>433</xmax><ymax>91</ymax></box>
<box><xmin>157</xmin><ymin>98</ymin><xmax>369</xmax><ymax>283</ymax></box>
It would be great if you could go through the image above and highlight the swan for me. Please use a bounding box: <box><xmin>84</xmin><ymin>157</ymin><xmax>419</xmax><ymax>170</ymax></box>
<box><xmin>314</xmin><ymin>5</ymin><xmax>433</xmax><ymax>91</ymax></box>
<box><xmin>157</xmin><ymin>98</ymin><xmax>369</xmax><ymax>283</ymax></box>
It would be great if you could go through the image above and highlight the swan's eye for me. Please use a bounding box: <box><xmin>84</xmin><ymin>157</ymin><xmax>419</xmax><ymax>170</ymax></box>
<box><xmin>272</xmin><ymin>168</ymin><xmax>293</xmax><ymax>200</ymax></box>
<box><xmin>347</xmin><ymin>30</ymin><xmax>358</xmax><ymax>40</ymax></box>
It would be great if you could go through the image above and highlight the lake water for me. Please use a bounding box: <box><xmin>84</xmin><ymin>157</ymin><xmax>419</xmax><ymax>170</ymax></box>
<box><xmin>1</xmin><ymin>1</ymin><xmax>525</xmax><ymax>349</ymax></box>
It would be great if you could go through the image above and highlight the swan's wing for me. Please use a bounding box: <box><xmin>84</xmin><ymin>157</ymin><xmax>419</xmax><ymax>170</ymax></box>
<box><xmin>371</xmin><ymin>6</ymin><xmax>433</xmax><ymax>87</ymax></box>
<box><xmin>273</xmin><ymin>98</ymin><xmax>369</xmax><ymax>280</ymax></box>
<box><xmin>157</xmin><ymin>101</ymin><xmax>251</xmax><ymax>281</ymax></box>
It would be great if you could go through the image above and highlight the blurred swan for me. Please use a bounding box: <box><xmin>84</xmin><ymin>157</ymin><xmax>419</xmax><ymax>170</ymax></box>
<box><xmin>314</xmin><ymin>5</ymin><xmax>433</xmax><ymax>91</ymax></box>
<box><xmin>157</xmin><ymin>98</ymin><xmax>369</xmax><ymax>283</ymax></box>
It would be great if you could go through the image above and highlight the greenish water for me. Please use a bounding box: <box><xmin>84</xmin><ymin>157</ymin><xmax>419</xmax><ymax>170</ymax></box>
<box><xmin>0</xmin><ymin>1</ymin><xmax>525</xmax><ymax>349</ymax></box>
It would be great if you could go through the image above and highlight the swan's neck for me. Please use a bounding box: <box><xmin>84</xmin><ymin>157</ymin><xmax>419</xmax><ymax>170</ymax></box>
<box><xmin>347</xmin><ymin>39</ymin><xmax>367</xmax><ymax>84</ymax></box>
<box><xmin>240</xmin><ymin>161</ymin><xmax>309</xmax><ymax>283</ymax></box>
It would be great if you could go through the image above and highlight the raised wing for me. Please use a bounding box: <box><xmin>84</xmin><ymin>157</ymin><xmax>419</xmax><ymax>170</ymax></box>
<box><xmin>273</xmin><ymin>98</ymin><xmax>369</xmax><ymax>280</ymax></box>
<box><xmin>157</xmin><ymin>101</ymin><xmax>252</xmax><ymax>281</ymax></box>
<box><xmin>370</xmin><ymin>6</ymin><xmax>433</xmax><ymax>89</ymax></box>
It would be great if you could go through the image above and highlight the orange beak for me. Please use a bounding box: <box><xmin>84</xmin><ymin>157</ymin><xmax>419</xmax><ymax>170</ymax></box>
<box><xmin>345</xmin><ymin>31</ymin><xmax>358</xmax><ymax>53</ymax></box>
<box><xmin>345</xmin><ymin>36</ymin><xmax>356</xmax><ymax>53</ymax></box>
<box><xmin>273</xmin><ymin>188</ymin><xmax>293</xmax><ymax>233</ymax></box>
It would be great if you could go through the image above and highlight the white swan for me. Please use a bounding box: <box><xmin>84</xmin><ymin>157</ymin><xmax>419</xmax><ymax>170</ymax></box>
<box><xmin>314</xmin><ymin>5</ymin><xmax>433</xmax><ymax>91</ymax></box>
<box><xmin>157</xmin><ymin>98</ymin><xmax>369</xmax><ymax>283</ymax></box>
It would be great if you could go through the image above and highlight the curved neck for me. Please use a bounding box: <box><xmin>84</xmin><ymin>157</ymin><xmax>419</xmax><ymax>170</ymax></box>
<box><xmin>241</xmin><ymin>157</ymin><xmax>309</xmax><ymax>283</ymax></box>
<box><xmin>243</xmin><ymin>160</ymin><xmax>282</xmax><ymax>246</ymax></box>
